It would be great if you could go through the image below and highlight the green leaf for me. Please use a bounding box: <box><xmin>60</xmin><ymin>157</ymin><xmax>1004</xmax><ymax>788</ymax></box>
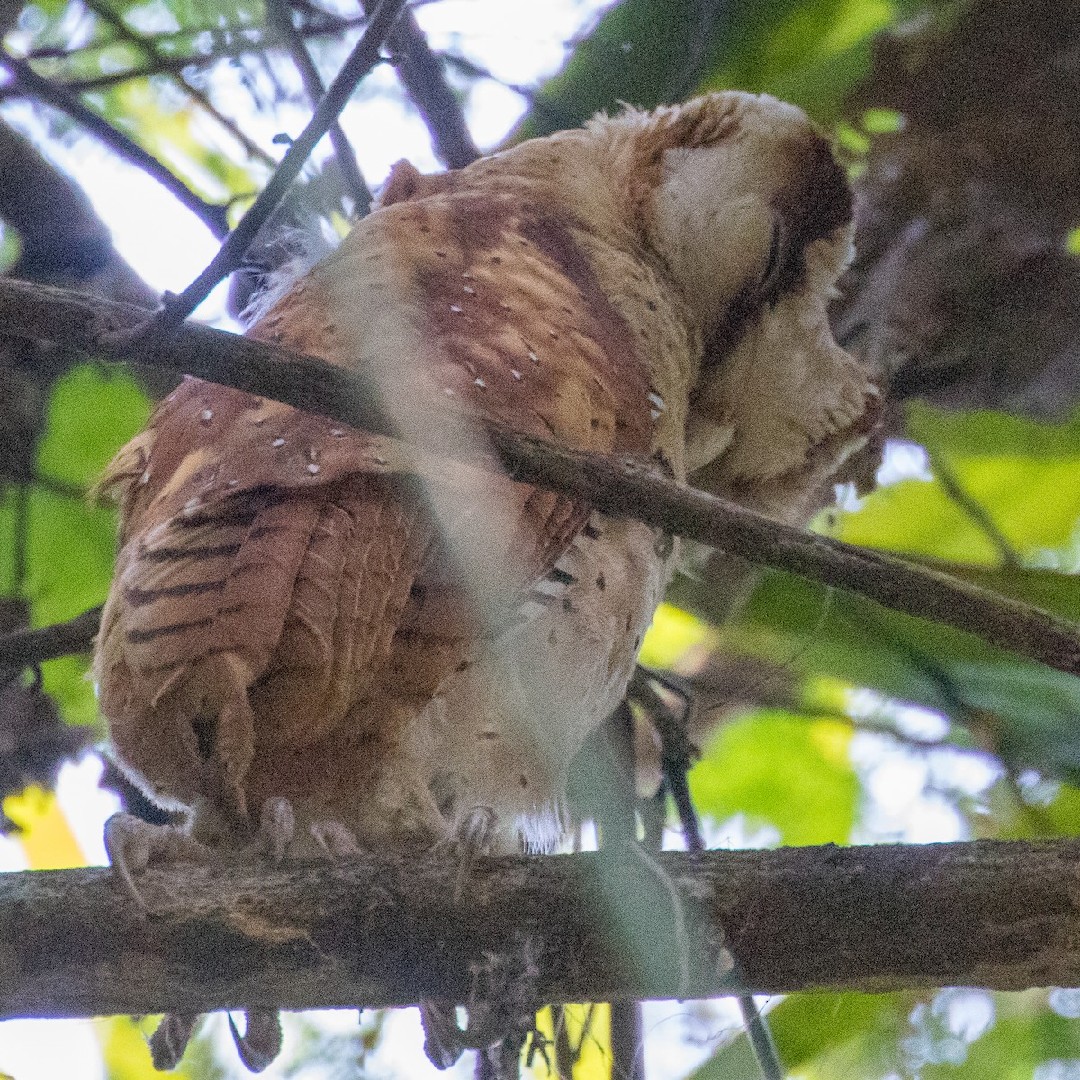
<box><xmin>37</xmin><ymin>364</ymin><xmax>151</xmax><ymax>489</ymax></box>
<box><xmin>690</xmin><ymin>710</ymin><xmax>857</xmax><ymax>845</ymax></box>
<box><xmin>694</xmin><ymin>992</ymin><xmax>913</xmax><ymax>1079</ymax></box>
<box><xmin>518</xmin><ymin>0</ymin><xmax>915</xmax><ymax>142</ymax></box>
<box><xmin>839</xmin><ymin>404</ymin><xmax>1080</xmax><ymax>563</ymax></box>
<box><xmin>714</xmin><ymin>568</ymin><xmax>1080</xmax><ymax>785</ymax></box>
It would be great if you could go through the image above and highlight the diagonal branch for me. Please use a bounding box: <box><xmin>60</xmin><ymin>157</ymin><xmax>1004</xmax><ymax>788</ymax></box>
<box><xmin>369</xmin><ymin>2</ymin><xmax>480</xmax><ymax>167</ymax></box>
<box><xmin>1</xmin><ymin>276</ymin><xmax>1079</xmax><ymax>679</ymax></box>
<box><xmin>4</xmin><ymin>839</ymin><xmax>1080</xmax><ymax>1019</ymax></box>
<box><xmin>268</xmin><ymin>0</ymin><xmax>373</xmax><ymax>214</ymax></box>
<box><xmin>0</xmin><ymin>52</ymin><xmax>231</xmax><ymax>239</ymax></box>
<box><xmin>141</xmin><ymin>0</ymin><xmax>408</xmax><ymax>334</ymax></box>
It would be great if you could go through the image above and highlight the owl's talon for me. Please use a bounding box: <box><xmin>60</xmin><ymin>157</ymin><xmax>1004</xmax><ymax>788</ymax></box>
<box><xmin>309</xmin><ymin>820</ymin><xmax>362</xmax><ymax>859</ymax></box>
<box><xmin>228</xmin><ymin>1009</ymin><xmax>283</xmax><ymax>1074</ymax></box>
<box><xmin>420</xmin><ymin>999</ymin><xmax>466</xmax><ymax>1069</ymax></box>
<box><xmin>453</xmin><ymin>804</ymin><xmax>497</xmax><ymax>900</ymax></box>
<box><xmin>257</xmin><ymin>796</ymin><xmax>295</xmax><ymax>864</ymax></box>
<box><xmin>104</xmin><ymin>812</ymin><xmax>210</xmax><ymax>912</ymax></box>
<box><xmin>149</xmin><ymin>1012</ymin><xmax>200</xmax><ymax>1071</ymax></box>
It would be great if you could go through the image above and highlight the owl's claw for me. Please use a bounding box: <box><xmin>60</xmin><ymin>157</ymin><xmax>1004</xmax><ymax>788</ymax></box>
<box><xmin>453</xmin><ymin>804</ymin><xmax>497</xmax><ymax>900</ymax></box>
<box><xmin>149</xmin><ymin>1012</ymin><xmax>200</xmax><ymax>1071</ymax></box>
<box><xmin>228</xmin><ymin>1009</ymin><xmax>283</xmax><ymax>1074</ymax></box>
<box><xmin>257</xmin><ymin>796</ymin><xmax>295</xmax><ymax>864</ymax></box>
<box><xmin>104</xmin><ymin>812</ymin><xmax>211</xmax><ymax>912</ymax></box>
<box><xmin>420</xmin><ymin>806</ymin><xmax>511</xmax><ymax>1069</ymax></box>
<box><xmin>309</xmin><ymin>819</ymin><xmax>362</xmax><ymax>859</ymax></box>
<box><xmin>420</xmin><ymin>1000</ymin><xmax>466</xmax><ymax>1069</ymax></box>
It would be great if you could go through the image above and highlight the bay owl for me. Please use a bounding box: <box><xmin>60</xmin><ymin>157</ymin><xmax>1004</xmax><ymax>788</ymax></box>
<box><xmin>94</xmin><ymin>91</ymin><xmax>874</xmax><ymax>1067</ymax></box>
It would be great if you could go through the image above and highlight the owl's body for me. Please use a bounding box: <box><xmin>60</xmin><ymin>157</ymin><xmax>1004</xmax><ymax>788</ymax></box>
<box><xmin>96</xmin><ymin>92</ymin><xmax>872</xmax><ymax>863</ymax></box>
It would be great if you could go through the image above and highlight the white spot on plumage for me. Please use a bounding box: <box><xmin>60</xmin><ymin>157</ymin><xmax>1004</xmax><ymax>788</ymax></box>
<box><xmin>272</xmin><ymin>438</ymin><xmax>285</xmax><ymax>448</ymax></box>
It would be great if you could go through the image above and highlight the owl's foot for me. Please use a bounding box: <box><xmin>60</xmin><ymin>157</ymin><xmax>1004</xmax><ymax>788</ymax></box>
<box><xmin>253</xmin><ymin>795</ymin><xmax>295</xmax><ymax>863</ymax></box>
<box><xmin>419</xmin><ymin>999</ymin><xmax>505</xmax><ymax>1070</ymax></box>
<box><xmin>309</xmin><ymin>818</ymin><xmax>362</xmax><ymax>859</ymax></box>
<box><xmin>146</xmin><ymin>1009</ymin><xmax>281</xmax><ymax>1074</ymax></box>
<box><xmin>452</xmin><ymin>804</ymin><xmax>497</xmax><ymax>900</ymax></box>
<box><xmin>103</xmin><ymin>812</ymin><xmax>211</xmax><ymax>913</ymax></box>
<box><xmin>420</xmin><ymin>806</ymin><xmax>503</xmax><ymax>1069</ymax></box>
<box><xmin>420</xmin><ymin>939</ymin><xmax>540</xmax><ymax>1072</ymax></box>
<box><xmin>148</xmin><ymin>1012</ymin><xmax>200</xmax><ymax>1071</ymax></box>
<box><xmin>228</xmin><ymin>1009</ymin><xmax>284</xmax><ymax>1073</ymax></box>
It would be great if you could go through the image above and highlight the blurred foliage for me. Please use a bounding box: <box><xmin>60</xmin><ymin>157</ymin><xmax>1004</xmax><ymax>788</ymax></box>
<box><xmin>0</xmin><ymin>364</ymin><xmax>150</xmax><ymax>729</ymax></box>
<box><xmin>2</xmin><ymin>0</ymin><xmax>1080</xmax><ymax>1077</ymax></box>
<box><xmin>518</xmin><ymin>0</ymin><xmax>940</xmax><ymax>140</ymax></box>
<box><xmin>690</xmin><ymin>712</ymin><xmax>857</xmax><ymax>846</ymax></box>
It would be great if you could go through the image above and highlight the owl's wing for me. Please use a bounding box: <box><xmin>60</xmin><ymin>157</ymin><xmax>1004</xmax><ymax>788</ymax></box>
<box><xmin>96</xmin><ymin>180</ymin><xmax>656</xmax><ymax>809</ymax></box>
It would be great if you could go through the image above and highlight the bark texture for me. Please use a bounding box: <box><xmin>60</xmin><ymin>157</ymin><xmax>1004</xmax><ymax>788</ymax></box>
<box><xmin>4</xmin><ymin>840</ymin><xmax>1080</xmax><ymax>1020</ymax></box>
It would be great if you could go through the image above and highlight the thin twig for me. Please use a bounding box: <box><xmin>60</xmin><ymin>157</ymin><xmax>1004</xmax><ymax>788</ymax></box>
<box><xmin>0</xmin><ymin>605</ymin><xmax>103</xmax><ymax>672</ymax></box>
<box><xmin>632</xmin><ymin>670</ymin><xmax>783</xmax><ymax>1080</ymax></box>
<box><xmin>1</xmin><ymin>277</ymin><xmax>1080</xmax><ymax>679</ymax></box>
<box><xmin>31</xmin><ymin>472</ymin><xmax>85</xmax><ymax>502</ymax></box>
<box><xmin>0</xmin><ymin>52</ymin><xmax>230</xmax><ymax>238</ymax></box>
<box><xmin>268</xmin><ymin>0</ymin><xmax>372</xmax><ymax>214</ymax></box>
<box><xmin>128</xmin><ymin>0</ymin><xmax>406</xmax><ymax>335</ymax></box>
<box><xmin>81</xmin><ymin>0</ymin><xmax>275</xmax><ymax>168</ymax></box>
<box><xmin>442</xmin><ymin>53</ymin><xmax>537</xmax><ymax>102</ymax></box>
<box><xmin>934</xmin><ymin>455</ymin><xmax>1021</xmax><ymax>568</ymax></box>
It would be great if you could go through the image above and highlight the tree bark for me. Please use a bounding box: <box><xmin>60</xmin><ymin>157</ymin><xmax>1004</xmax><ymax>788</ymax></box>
<box><xmin>4</xmin><ymin>839</ymin><xmax>1080</xmax><ymax>1020</ymax></box>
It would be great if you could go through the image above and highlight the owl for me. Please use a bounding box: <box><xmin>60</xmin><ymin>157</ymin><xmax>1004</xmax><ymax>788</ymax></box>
<box><xmin>94</xmin><ymin>91</ymin><xmax>874</xmax><ymax>1069</ymax></box>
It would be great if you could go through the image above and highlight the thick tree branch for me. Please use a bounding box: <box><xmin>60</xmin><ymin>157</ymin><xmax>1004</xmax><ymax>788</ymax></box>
<box><xmin>4</xmin><ymin>840</ymin><xmax>1080</xmax><ymax>1019</ymax></box>
<box><xmin>1</xmin><ymin>276</ymin><xmax>1079</xmax><ymax>678</ymax></box>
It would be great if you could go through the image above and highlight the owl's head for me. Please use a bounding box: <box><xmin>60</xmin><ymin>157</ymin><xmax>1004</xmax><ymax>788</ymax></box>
<box><xmin>594</xmin><ymin>91</ymin><xmax>853</xmax><ymax>336</ymax></box>
<box><xmin>599</xmin><ymin>92</ymin><xmax>875</xmax><ymax>514</ymax></box>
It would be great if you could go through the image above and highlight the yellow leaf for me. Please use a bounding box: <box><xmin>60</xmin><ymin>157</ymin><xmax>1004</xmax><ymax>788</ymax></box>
<box><xmin>97</xmin><ymin>1015</ymin><xmax>194</xmax><ymax>1080</ymax></box>
<box><xmin>640</xmin><ymin>604</ymin><xmax>715</xmax><ymax>669</ymax></box>
<box><xmin>3</xmin><ymin>787</ymin><xmax>84</xmax><ymax>870</ymax></box>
